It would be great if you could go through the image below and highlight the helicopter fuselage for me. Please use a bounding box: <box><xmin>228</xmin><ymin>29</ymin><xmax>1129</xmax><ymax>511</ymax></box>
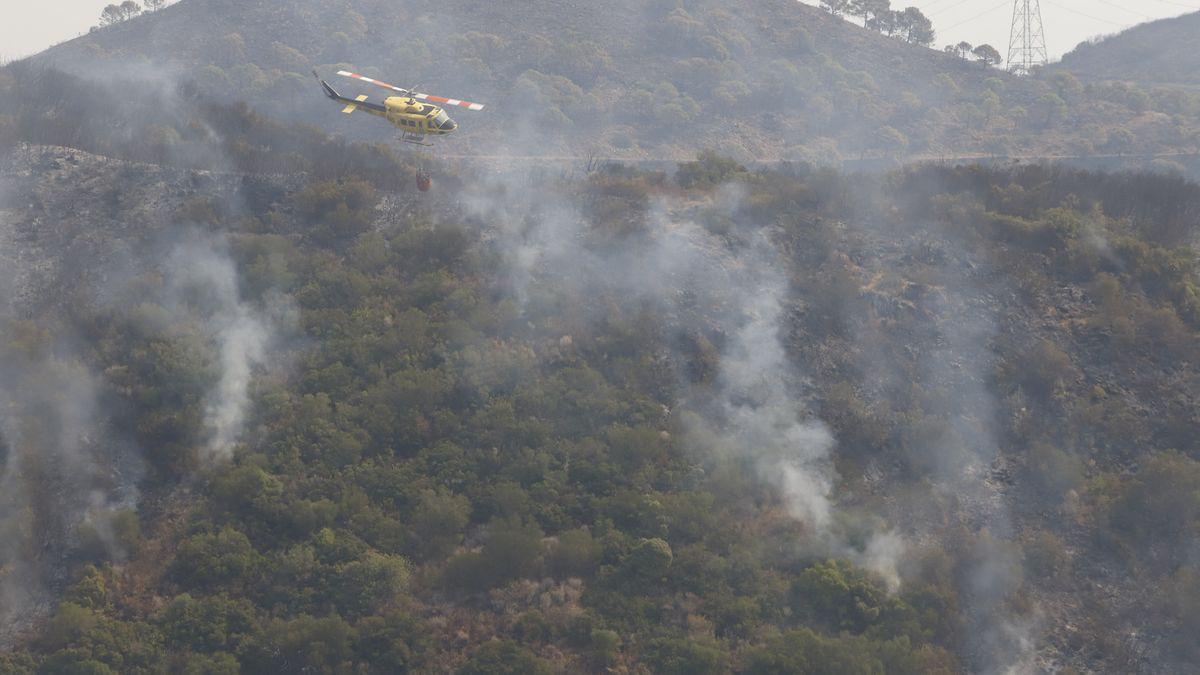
<box><xmin>383</xmin><ymin>97</ymin><xmax>457</xmax><ymax>136</ymax></box>
<box><xmin>316</xmin><ymin>70</ymin><xmax>477</xmax><ymax>145</ymax></box>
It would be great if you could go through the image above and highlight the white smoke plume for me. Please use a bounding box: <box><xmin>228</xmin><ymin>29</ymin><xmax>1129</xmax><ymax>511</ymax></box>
<box><xmin>207</xmin><ymin>308</ymin><xmax>269</xmax><ymax>460</ymax></box>
<box><xmin>0</xmin><ymin>158</ymin><xmax>282</xmax><ymax>641</ymax></box>
<box><xmin>673</xmin><ymin>226</ymin><xmax>903</xmax><ymax>588</ymax></box>
<box><xmin>463</xmin><ymin>168</ymin><xmax>901</xmax><ymax>584</ymax></box>
<box><xmin>0</xmin><ymin>328</ymin><xmax>142</xmax><ymax>643</ymax></box>
<box><xmin>682</xmin><ymin>233</ymin><xmax>836</xmax><ymax>532</ymax></box>
<box><xmin>164</xmin><ymin>231</ymin><xmax>278</xmax><ymax>464</ymax></box>
<box><xmin>0</xmin><ymin>170</ymin><xmax>142</xmax><ymax>642</ymax></box>
<box><xmin>839</xmin><ymin>209</ymin><xmax>1042</xmax><ymax>668</ymax></box>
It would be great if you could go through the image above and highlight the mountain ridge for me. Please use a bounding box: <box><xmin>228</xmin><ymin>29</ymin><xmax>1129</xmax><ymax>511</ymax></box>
<box><xmin>1057</xmin><ymin>11</ymin><xmax>1200</xmax><ymax>86</ymax></box>
<box><xmin>16</xmin><ymin>0</ymin><xmax>1195</xmax><ymax>165</ymax></box>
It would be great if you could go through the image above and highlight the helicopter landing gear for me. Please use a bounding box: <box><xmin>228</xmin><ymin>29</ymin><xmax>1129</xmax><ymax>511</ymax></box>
<box><xmin>400</xmin><ymin>129</ymin><xmax>433</xmax><ymax>146</ymax></box>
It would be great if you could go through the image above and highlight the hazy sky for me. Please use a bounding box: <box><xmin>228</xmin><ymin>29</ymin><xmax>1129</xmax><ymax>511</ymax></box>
<box><xmin>2</xmin><ymin>0</ymin><xmax>130</xmax><ymax>60</ymax></box>
<box><xmin>799</xmin><ymin>0</ymin><xmax>1199</xmax><ymax>60</ymax></box>
<box><xmin>1</xmin><ymin>0</ymin><xmax>1198</xmax><ymax>62</ymax></box>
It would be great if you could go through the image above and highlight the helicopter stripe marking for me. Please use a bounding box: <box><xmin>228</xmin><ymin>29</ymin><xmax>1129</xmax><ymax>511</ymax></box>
<box><xmin>417</xmin><ymin>94</ymin><xmax>485</xmax><ymax>111</ymax></box>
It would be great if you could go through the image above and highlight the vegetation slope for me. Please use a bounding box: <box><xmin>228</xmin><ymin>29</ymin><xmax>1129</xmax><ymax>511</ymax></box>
<box><xmin>0</xmin><ymin>2</ymin><xmax>1197</xmax><ymax>673</ymax></box>
<box><xmin>0</xmin><ymin>80</ymin><xmax>1197</xmax><ymax>671</ymax></box>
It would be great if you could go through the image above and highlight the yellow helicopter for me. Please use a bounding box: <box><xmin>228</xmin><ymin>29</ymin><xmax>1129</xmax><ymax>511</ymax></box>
<box><xmin>315</xmin><ymin>69</ymin><xmax>485</xmax><ymax>146</ymax></box>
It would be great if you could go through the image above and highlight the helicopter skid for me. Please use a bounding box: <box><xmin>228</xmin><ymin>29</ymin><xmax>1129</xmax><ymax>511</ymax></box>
<box><xmin>400</xmin><ymin>132</ymin><xmax>433</xmax><ymax>147</ymax></box>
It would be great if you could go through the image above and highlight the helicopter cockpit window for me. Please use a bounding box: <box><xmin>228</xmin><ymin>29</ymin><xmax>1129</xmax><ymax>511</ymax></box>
<box><xmin>434</xmin><ymin>110</ymin><xmax>455</xmax><ymax>130</ymax></box>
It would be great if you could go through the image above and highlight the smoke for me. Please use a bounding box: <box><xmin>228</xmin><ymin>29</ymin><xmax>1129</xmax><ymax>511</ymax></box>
<box><xmin>207</xmin><ymin>309</ymin><xmax>269</xmax><ymax>460</ymax></box>
<box><xmin>0</xmin><ymin>173</ymin><xmax>117</xmax><ymax>639</ymax></box>
<box><xmin>463</xmin><ymin>167</ymin><xmax>902</xmax><ymax>584</ymax></box>
<box><xmin>924</xmin><ymin>267</ymin><xmax>1037</xmax><ymax>674</ymax></box>
<box><xmin>0</xmin><ymin>146</ymin><xmax>282</xmax><ymax>641</ymax></box>
<box><xmin>673</xmin><ymin>224</ymin><xmax>905</xmax><ymax>588</ymax></box>
<box><xmin>840</xmin><ymin>211</ymin><xmax>1041</xmax><ymax>669</ymax></box>
<box><xmin>0</xmin><ymin>305</ymin><xmax>142</xmax><ymax>644</ymax></box>
<box><xmin>682</xmin><ymin>233</ymin><xmax>836</xmax><ymax>531</ymax></box>
<box><xmin>163</xmin><ymin>231</ymin><xmax>277</xmax><ymax>463</ymax></box>
<box><xmin>0</xmin><ymin>42</ymin><xmax>296</xmax><ymax>637</ymax></box>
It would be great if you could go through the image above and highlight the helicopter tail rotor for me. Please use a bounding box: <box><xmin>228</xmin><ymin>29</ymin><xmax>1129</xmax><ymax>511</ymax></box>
<box><xmin>313</xmin><ymin>70</ymin><xmax>341</xmax><ymax>99</ymax></box>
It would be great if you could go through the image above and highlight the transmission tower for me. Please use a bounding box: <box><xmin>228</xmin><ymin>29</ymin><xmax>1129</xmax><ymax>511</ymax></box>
<box><xmin>1007</xmin><ymin>0</ymin><xmax>1048</xmax><ymax>75</ymax></box>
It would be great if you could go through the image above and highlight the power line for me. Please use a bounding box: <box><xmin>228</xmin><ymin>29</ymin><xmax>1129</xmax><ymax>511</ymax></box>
<box><xmin>1138</xmin><ymin>0</ymin><xmax>1200</xmax><ymax>10</ymax></box>
<box><xmin>1042</xmin><ymin>0</ymin><xmax>1131</xmax><ymax>26</ymax></box>
<box><xmin>1089</xmin><ymin>0</ymin><xmax>1156</xmax><ymax>20</ymax></box>
<box><xmin>927</xmin><ymin>0</ymin><xmax>1198</xmax><ymax>21</ymax></box>
<box><xmin>929</xmin><ymin>0</ymin><xmax>981</xmax><ymax>18</ymax></box>
<box><xmin>940</xmin><ymin>0</ymin><xmax>1012</xmax><ymax>32</ymax></box>
<box><xmin>919</xmin><ymin>0</ymin><xmax>963</xmax><ymax>10</ymax></box>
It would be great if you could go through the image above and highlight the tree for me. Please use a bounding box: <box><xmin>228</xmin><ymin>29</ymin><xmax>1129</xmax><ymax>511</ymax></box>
<box><xmin>410</xmin><ymin>489</ymin><xmax>470</xmax><ymax>561</ymax></box>
<box><xmin>1111</xmin><ymin>451</ymin><xmax>1200</xmax><ymax>547</ymax></box>
<box><xmin>1106</xmin><ymin>127</ymin><xmax>1135</xmax><ymax>155</ymax></box>
<box><xmin>821</xmin><ymin>0</ymin><xmax>852</xmax><ymax>16</ymax></box>
<box><xmin>973</xmin><ymin>44</ymin><xmax>1003</xmax><ymax>67</ymax></box>
<box><xmin>641</xmin><ymin>637</ymin><xmax>729</xmax><ymax>675</ymax></box>
<box><xmin>145</xmin><ymin>0</ymin><xmax>166</xmax><ymax>9</ymax></box>
<box><xmin>458</xmin><ymin>641</ymin><xmax>552</xmax><ymax>675</ymax></box>
<box><xmin>119</xmin><ymin>0</ymin><xmax>142</xmax><ymax>19</ymax></box>
<box><xmin>895</xmin><ymin>7</ymin><xmax>934</xmax><ymax>45</ymax></box>
<box><xmin>743</xmin><ymin>629</ymin><xmax>889</xmax><ymax>674</ymax></box>
<box><xmin>100</xmin><ymin>4</ymin><xmax>123</xmax><ymax>25</ymax></box>
<box><xmin>956</xmin><ymin>41</ymin><xmax>974</xmax><ymax>58</ymax></box>
<box><xmin>869</xmin><ymin>9</ymin><xmax>898</xmax><ymax>34</ymax></box>
<box><xmin>851</xmin><ymin>0</ymin><xmax>891</xmax><ymax>29</ymax></box>
<box><xmin>588</xmin><ymin>629</ymin><xmax>622</xmax><ymax>667</ymax></box>
<box><xmin>242</xmin><ymin>616</ymin><xmax>356</xmax><ymax>673</ymax></box>
<box><xmin>547</xmin><ymin>528</ymin><xmax>601</xmax><ymax>577</ymax></box>
<box><xmin>163</xmin><ymin>594</ymin><xmax>256</xmax><ymax>652</ymax></box>
<box><xmin>792</xmin><ymin>560</ymin><xmax>886</xmax><ymax>632</ymax></box>
<box><xmin>172</xmin><ymin>528</ymin><xmax>265</xmax><ymax>591</ymax></box>
<box><xmin>873</xmin><ymin>125</ymin><xmax>910</xmax><ymax>157</ymax></box>
<box><xmin>980</xmin><ymin>90</ymin><xmax>1002</xmax><ymax>125</ymax></box>
<box><xmin>621</xmin><ymin>538</ymin><xmax>673</xmax><ymax>585</ymax></box>
<box><xmin>1036</xmin><ymin>92</ymin><xmax>1068</xmax><ymax>127</ymax></box>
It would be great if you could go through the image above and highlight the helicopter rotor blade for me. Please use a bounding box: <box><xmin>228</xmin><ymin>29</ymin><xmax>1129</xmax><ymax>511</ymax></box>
<box><xmin>411</xmin><ymin>92</ymin><xmax>485</xmax><ymax>112</ymax></box>
<box><xmin>336</xmin><ymin>70</ymin><xmax>410</xmax><ymax>95</ymax></box>
<box><xmin>335</xmin><ymin>70</ymin><xmax>485</xmax><ymax>111</ymax></box>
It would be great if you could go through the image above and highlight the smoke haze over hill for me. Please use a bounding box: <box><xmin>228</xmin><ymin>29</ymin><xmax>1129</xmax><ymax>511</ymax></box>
<box><xmin>17</xmin><ymin>0</ymin><xmax>1200</xmax><ymax>169</ymax></box>
<box><xmin>0</xmin><ymin>1</ymin><xmax>1199</xmax><ymax>672</ymax></box>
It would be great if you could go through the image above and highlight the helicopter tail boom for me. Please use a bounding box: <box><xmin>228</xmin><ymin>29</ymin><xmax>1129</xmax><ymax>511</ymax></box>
<box><xmin>315</xmin><ymin>72</ymin><xmax>341</xmax><ymax>100</ymax></box>
<box><xmin>314</xmin><ymin>71</ymin><xmax>389</xmax><ymax>115</ymax></box>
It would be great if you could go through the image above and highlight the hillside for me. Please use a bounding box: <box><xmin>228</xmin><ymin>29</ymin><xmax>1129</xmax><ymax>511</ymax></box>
<box><xmin>18</xmin><ymin>0</ymin><xmax>1200</xmax><ymax>164</ymax></box>
<box><xmin>1058</xmin><ymin>11</ymin><xmax>1200</xmax><ymax>86</ymax></box>
<box><xmin>0</xmin><ymin>1</ymin><xmax>1199</xmax><ymax>673</ymax></box>
<box><xmin>0</xmin><ymin>127</ymin><xmax>1199</xmax><ymax>672</ymax></box>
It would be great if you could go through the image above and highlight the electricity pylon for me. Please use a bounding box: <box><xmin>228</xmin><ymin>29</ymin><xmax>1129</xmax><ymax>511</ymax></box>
<box><xmin>1007</xmin><ymin>0</ymin><xmax>1048</xmax><ymax>75</ymax></box>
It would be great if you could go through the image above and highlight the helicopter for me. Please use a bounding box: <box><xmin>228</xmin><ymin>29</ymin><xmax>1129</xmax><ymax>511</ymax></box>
<box><xmin>314</xmin><ymin>69</ymin><xmax>485</xmax><ymax>147</ymax></box>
